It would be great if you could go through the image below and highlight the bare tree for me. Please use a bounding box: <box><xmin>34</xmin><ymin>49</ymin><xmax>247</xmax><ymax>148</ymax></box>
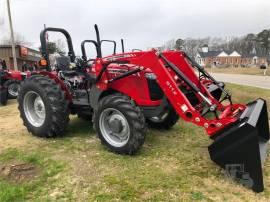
<box><xmin>162</xmin><ymin>39</ymin><xmax>176</xmax><ymax>50</ymax></box>
<box><xmin>54</xmin><ymin>39</ymin><xmax>67</xmax><ymax>55</ymax></box>
<box><xmin>39</xmin><ymin>39</ymin><xmax>67</xmax><ymax>55</ymax></box>
<box><xmin>182</xmin><ymin>37</ymin><xmax>210</xmax><ymax>58</ymax></box>
<box><xmin>175</xmin><ymin>38</ymin><xmax>184</xmax><ymax>50</ymax></box>
<box><xmin>161</xmin><ymin>27</ymin><xmax>270</xmax><ymax>59</ymax></box>
<box><xmin>0</xmin><ymin>32</ymin><xmax>32</xmax><ymax>46</ymax></box>
<box><xmin>256</xmin><ymin>29</ymin><xmax>270</xmax><ymax>57</ymax></box>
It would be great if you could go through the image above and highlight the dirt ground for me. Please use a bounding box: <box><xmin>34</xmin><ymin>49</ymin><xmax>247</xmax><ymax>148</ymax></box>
<box><xmin>0</xmin><ymin>162</ymin><xmax>39</xmax><ymax>183</ymax></box>
<box><xmin>0</xmin><ymin>100</ymin><xmax>43</xmax><ymax>152</ymax></box>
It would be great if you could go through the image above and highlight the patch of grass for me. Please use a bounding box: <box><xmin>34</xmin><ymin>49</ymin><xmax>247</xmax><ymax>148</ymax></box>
<box><xmin>227</xmin><ymin>83</ymin><xmax>270</xmax><ymax>115</ymax></box>
<box><xmin>0</xmin><ymin>148</ymin><xmax>65</xmax><ymax>202</ymax></box>
<box><xmin>0</xmin><ymin>84</ymin><xmax>270</xmax><ymax>201</ymax></box>
<box><xmin>191</xmin><ymin>191</ymin><xmax>205</xmax><ymax>200</ymax></box>
<box><xmin>206</xmin><ymin>67</ymin><xmax>270</xmax><ymax>76</ymax></box>
<box><xmin>0</xmin><ymin>180</ymin><xmax>26</xmax><ymax>202</ymax></box>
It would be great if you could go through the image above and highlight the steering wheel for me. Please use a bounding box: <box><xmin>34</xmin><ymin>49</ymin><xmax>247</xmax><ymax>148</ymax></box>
<box><xmin>87</xmin><ymin>59</ymin><xmax>96</xmax><ymax>63</ymax></box>
<box><xmin>86</xmin><ymin>59</ymin><xmax>96</xmax><ymax>66</ymax></box>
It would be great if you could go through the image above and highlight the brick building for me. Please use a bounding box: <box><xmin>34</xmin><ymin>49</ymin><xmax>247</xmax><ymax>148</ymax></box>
<box><xmin>195</xmin><ymin>44</ymin><xmax>267</xmax><ymax>67</ymax></box>
<box><xmin>0</xmin><ymin>45</ymin><xmax>41</xmax><ymax>70</ymax></box>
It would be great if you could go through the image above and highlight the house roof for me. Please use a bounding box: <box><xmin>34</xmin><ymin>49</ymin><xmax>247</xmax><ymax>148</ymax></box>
<box><xmin>242</xmin><ymin>53</ymin><xmax>267</xmax><ymax>58</ymax></box>
<box><xmin>198</xmin><ymin>49</ymin><xmax>267</xmax><ymax>59</ymax></box>
<box><xmin>0</xmin><ymin>45</ymin><xmax>20</xmax><ymax>48</ymax></box>
<box><xmin>242</xmin><ymin>53</ymin><xmax>257</xmax><ymax>58</ymax></box>
<box><xmin>198</xmin><ymin>51</ymin><xmax>221</xmax><ymax>58</ymax></box>
<box><xmin>229</xmin><ymin>51</ymin><xmax>241</xmax><ymax>57</ymax></box>
<box><xmin>217</xmin><ymin>51</ymin><xmax>228</xmax><ymax>57</ymax></box>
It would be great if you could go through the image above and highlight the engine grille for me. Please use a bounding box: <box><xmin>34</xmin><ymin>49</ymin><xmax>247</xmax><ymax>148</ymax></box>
<box><xmin>147</xmin><ymin>79</ymin><xmax>163</xmax><ymax>100</ymax></box>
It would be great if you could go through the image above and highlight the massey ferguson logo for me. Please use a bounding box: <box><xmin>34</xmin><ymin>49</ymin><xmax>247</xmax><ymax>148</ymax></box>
<box><xmin>104</xmin><ymin>54</ymin><xmax>136</xmax><ymax>62</ymax></box>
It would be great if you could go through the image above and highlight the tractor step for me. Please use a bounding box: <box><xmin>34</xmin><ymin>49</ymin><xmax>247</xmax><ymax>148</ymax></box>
<box><xmin>208</xmin><ymin>98</ymin><xmax>269</xmax><ymax>192</ymax></box>
<box><xmin>72</xmin><ymin>90</ymin><xmax>90</xmax><ymax>106</ymax></box>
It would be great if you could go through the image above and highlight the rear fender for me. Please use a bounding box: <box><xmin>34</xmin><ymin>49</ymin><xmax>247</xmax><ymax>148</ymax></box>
<box><xmin>89</xmin><ymin>87</ymin><xmax>117</xmax><ymax>110</ymax></box>
<box><xmin>38</xmin><ymin>71</ymin><xmax>72</xmax><ymax>101</ymax></box>
<box><xmin>5</xmin><ymin>71</ymin><xmax>23</xmax><ymax>81</ymax></box>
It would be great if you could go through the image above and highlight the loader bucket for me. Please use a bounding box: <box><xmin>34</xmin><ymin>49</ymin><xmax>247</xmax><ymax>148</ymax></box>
<box><xmin>208</xmin><ymin>98</ymin><xmax>269</xmax><ymax>192</ymax></box>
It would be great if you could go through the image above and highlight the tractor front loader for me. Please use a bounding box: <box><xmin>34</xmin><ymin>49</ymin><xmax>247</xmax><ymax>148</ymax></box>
<box><xmin>18</xmin><ymin>24</ymin><xmax>269</xmax><ymax>193</ymax></box>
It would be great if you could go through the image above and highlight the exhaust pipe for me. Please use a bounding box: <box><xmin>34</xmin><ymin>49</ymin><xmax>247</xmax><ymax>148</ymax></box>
<box><xmin>208</xmin><ymin>98</ymin><xmax>269</xmax><ymax>192</ymax></box>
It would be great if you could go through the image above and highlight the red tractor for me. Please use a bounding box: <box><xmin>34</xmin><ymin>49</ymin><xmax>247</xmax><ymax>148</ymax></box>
<box><xmin>18</xmin><ymin>25</ymin><xmax>269</xmax><ymax>192</ymax></box>
<box><xmin>2</xmin><ymin>69</ymin><xmax>31</xmax><ymax>99</ymax></box>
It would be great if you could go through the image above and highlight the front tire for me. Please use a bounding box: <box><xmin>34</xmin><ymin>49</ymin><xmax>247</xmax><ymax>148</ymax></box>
<box><xmin>18</xmin><ymin>75</ymin><xmax>70</xmax><ymax>137</ymax></box>
<box><xmin>94</xmin><ymin>95</ymin><xmax>146</xmax><ymax>154</ymax></box>
<box><xmin>4</xmin><ymin>80</ymin><xmax>21</xmax><ymax>99</ymax></box>
<box><xmin>147</xmin><ymin>107</ymin><xmax>179</xmax><ymax>130</ymax></box>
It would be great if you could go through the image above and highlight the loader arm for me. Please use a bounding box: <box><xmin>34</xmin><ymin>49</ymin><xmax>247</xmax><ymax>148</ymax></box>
<box><xmin>99</xmin><ymin>49</ymin><xmax>269</xmax><ymax>192</ymax></box>
<box><xmin>100</xmin><ymin>50</ymin><xmax>244</xmax><ymax>136</ymax></box>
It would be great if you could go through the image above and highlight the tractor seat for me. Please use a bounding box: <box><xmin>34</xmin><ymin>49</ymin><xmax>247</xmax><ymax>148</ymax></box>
<box><xmin>55</xmin><ymin>56</ymin><xmax>71</xmax><ymax>71</ymax></box>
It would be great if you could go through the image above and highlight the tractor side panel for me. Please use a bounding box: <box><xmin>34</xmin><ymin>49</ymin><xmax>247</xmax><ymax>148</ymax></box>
<box><xmin>108</xmin><ymin>72</ymin><xmax>162</xmax><ymax>106</ymax></box>
<box><xmin>5</xmin><ymin>70</ymin><xmax>23</xmax><ymax>81</ymax></box>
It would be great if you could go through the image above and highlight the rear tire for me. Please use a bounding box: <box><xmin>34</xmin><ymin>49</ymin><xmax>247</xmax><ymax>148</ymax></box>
<box><xmin>94</xmin><ymin>94</ymin><xmax>146</xmax><ymax>154</ymax></box>
<box><xmin>4</xmin><ymin>80</ymin><xmax>21</xmax><ymax>99</ymax></box>
<box><xmin>18</xmin><ymin>75</ymin><xmax>70</xmax><ymax>138</ymax></box>
<box><xmin>147</xmin><ymin>107</ymin><xmax>179</xmax><ymax>130</ymax></box>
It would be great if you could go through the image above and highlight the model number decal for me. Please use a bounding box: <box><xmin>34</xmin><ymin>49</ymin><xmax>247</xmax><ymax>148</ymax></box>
<box><xmin>166</xmin><ymin>81</ymin><xmax>177</xmax><ymax>95</ymax></box>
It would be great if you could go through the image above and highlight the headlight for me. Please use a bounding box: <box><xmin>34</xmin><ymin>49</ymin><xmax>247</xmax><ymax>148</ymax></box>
<box><xmin>145</xmin><ymin>73</ymin><xmax>156</xmax><ymax>80</ymax></box>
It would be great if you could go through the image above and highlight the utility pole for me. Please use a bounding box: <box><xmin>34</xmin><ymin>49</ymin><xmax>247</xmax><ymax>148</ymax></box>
<box><xmin>7</xmin><ymin>0</ymin><xmax>18</xmax><ymax>70</ymax></box>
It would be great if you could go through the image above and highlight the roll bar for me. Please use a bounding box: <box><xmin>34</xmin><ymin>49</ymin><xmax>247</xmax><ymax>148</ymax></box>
<box><xmin>81</xmin><ymin>24</ymin><xmax>117</xmax><ymax>60</ymax></box>
<box><xmin>40</xmin><ymin>27</ymin><xmax>76</xmax><ymax>64</ymax></box>
<box><xmin>81</xmin><ymin>40</ymin><xmax>99</xmax><ymax>61</ymax></box>
<box><xmin>121</xmin><ymin>39</ymin><xmax>125</xmax><ymax>53</ymax></box>
<box><xmin>94</xmin><ymin>24</ymin><xmax>102</xmax><ymax>57</ymax></box>
<box><xmin>101</xmin><ymin>40</ymin><xmax>116</xmax><ymax>55</ymax></box>
<box><xmin>82</xmin><ymin>25</ymin><xmax>127</xmax><ymax>60</ymax></box>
